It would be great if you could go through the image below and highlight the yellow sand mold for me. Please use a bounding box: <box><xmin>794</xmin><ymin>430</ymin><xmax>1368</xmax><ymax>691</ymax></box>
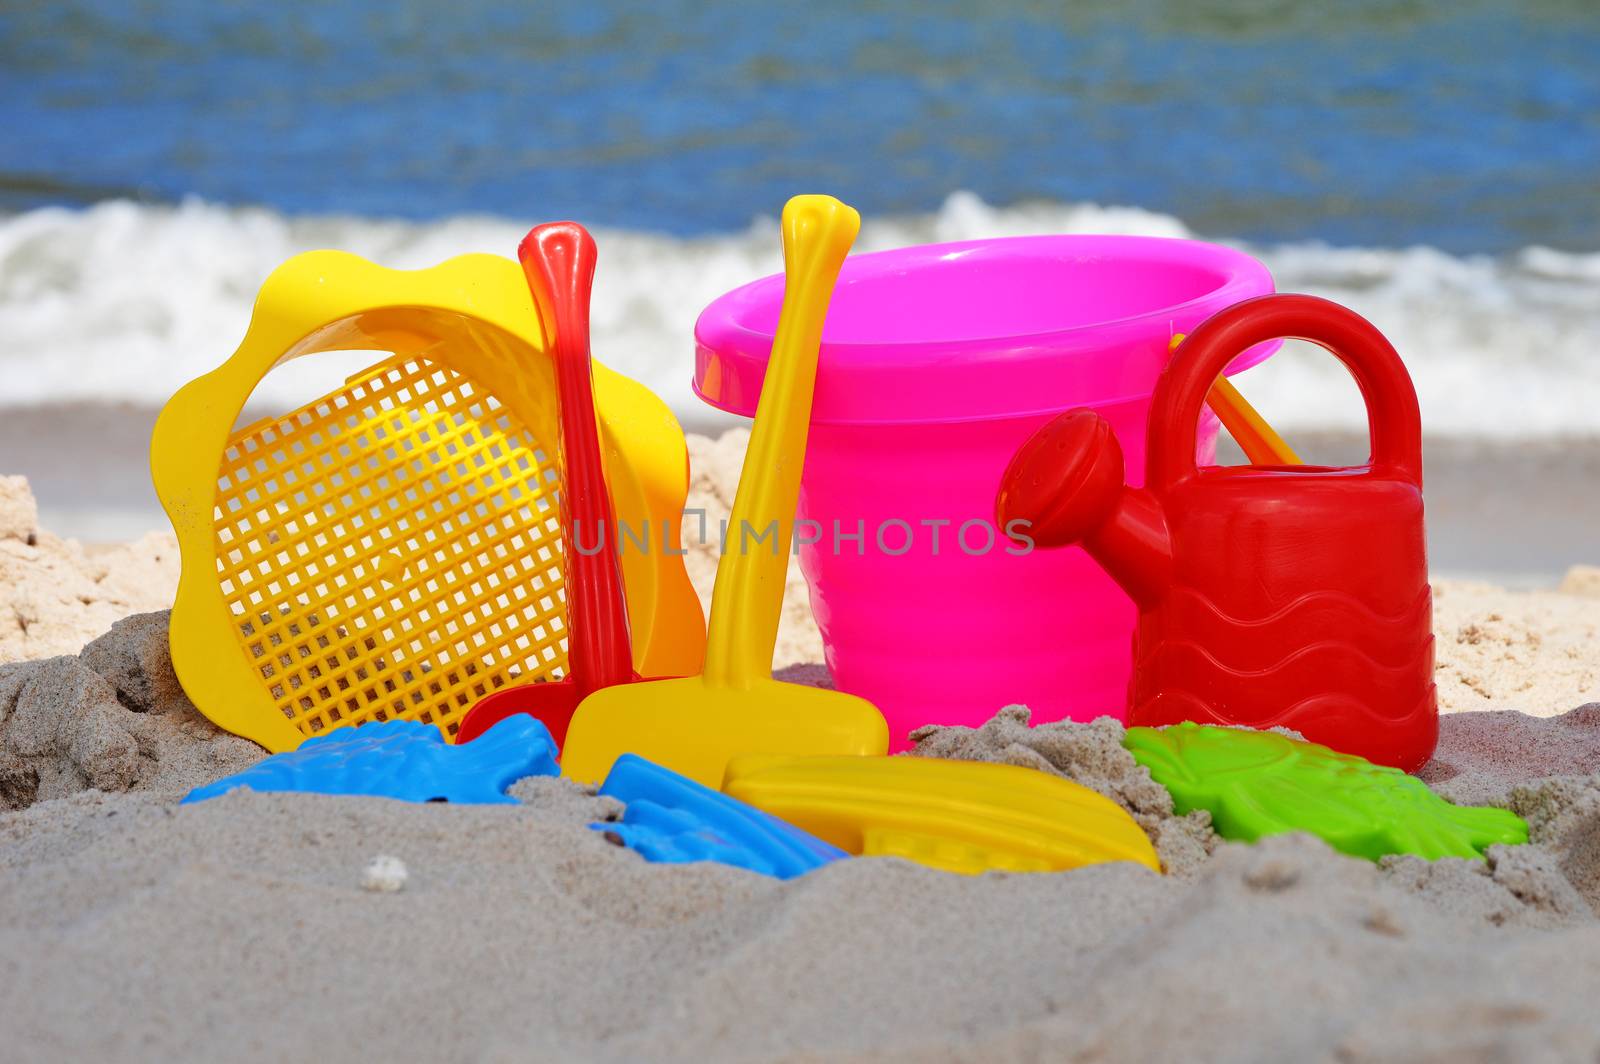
<box><xmin>723</xmin><ymin>754</ymin><xmax>1162</xmax><ymax>875</ymax></box>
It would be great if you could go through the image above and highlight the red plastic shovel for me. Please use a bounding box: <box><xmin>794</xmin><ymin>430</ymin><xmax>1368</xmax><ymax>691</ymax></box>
<box><xmin>454</xmin><ymin>222</ymin><xmax>644</xmax><ymax>749</ymax></box>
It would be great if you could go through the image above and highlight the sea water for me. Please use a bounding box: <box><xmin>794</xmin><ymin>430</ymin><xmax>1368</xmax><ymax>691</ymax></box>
<box><xmin>0</xmin><ymin>0</ymin><xmax>1596</xmax><ymax>440</ymax></box>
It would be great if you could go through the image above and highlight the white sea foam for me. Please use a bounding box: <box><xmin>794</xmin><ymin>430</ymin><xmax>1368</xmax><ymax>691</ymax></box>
<box><xmin>0</xmin><ymin>193</ymin><xmax>1595</xmax><ymax>438</ymax></box>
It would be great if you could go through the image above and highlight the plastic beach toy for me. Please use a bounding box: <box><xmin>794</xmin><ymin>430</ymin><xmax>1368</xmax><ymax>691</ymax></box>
<box><xmin>723</xmin><ymin>754</ymin><xmax>1161</xmax><ymax>875</ymax></box>
<box><xmin>1184</xmin><ymin>335</ymin><xmax>1302</xmax><ymax>465</ymax></box>
<box><xmin>561</xmin><ymin>195</ymin><xmax>889</xmax><ymax>788</ymax></box>
<box><xmin>694</xmin><ymin>235</ymin><xmax>1277</xmax><ymax>749</ymax></box>
<box><xmin>455</xmin><ymin>223</ymin><xmax>652</xmax><ymax>751</ymax></box>
<box><xmin>1206</xmin><ymin>372</ymin><xmax>1301</xmax><ymax>465</ymax></box>
<box><xmin>998</xmin><ymin>295</ymin><xmax>1437</xmax><ymax>772</ymax></box>
<box><xmin>181</xmin><ymin>716</ymin><xmax>558</xmax><ymax>805</ymax></box>
<box><xmin>1125</xmin><ymin>723</ymin><xmax>1528</xmax><ymax>861</ymax></box>
<box><xmin>594</xmin><ymin>754</ymin><xmax>848</xmax><ymax>879</ymax></box>
<box><xmin>152</xmin><ymin>251</ymin><xmax>704</xmax><ymax>753</ymax></box>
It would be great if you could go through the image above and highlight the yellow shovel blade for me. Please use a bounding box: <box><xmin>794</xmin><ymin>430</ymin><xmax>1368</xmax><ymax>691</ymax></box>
<box><xmin>723</xmin><ymin>754</ymin><xmax>1162</xmax><ymax>875</ymax></box>
<box><xmin>560</xmin><ymin>677</ymin><xmax>886</xmax><ymax>787</ymax></box>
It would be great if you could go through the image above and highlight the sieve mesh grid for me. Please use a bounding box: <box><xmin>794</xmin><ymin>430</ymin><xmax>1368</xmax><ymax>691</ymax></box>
<box><xmin>212</xmin><ymin>353</ymin><xmax>568</xmax><ymax>740</ymax></box>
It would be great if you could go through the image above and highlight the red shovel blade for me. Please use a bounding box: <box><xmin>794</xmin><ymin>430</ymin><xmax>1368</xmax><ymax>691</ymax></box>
<box><xmin>454</xmin><ymin>676</ymin><xmax>593</xmax><ymax>748</ymax></box>
<box><xmin>455</xmin><ymin>222</ymin><xmax>643</xmax><ymax>749</ymax></box>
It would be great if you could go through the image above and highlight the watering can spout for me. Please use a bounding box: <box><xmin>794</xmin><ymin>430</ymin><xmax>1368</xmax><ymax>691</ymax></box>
<box><xmin>997</xmin><ymin>409</ymin><xmax>1172</xmax><ymax>607</ymax></box>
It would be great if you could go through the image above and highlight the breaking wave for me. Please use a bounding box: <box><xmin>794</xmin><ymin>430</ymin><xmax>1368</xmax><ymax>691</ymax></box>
<box><xmin>1</xmin><ymin>193</ymin><xmax>1595</xmax><ymax>438</ymax></box>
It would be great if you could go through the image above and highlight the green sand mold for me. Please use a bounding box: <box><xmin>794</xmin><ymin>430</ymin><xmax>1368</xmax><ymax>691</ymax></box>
<box><xmin>1123</xmin><ymin>722</ymin><xmax>1527</xmax><ymax>862</ymax></box>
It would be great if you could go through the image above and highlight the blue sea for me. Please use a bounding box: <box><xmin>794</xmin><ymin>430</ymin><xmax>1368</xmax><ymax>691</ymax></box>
<box><xmin>0</xmin><ymin>0</ymin><xmax>1596</xmax><ymax>437</ymax></box>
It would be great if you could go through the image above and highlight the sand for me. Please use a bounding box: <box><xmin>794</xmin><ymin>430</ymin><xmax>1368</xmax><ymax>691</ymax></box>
<box><xmin>0</xmin><ymin>476</ymin><xmax>179</xmax><ymax>664</ymax></box>
<box><xmin>4</xmin><ymin>724</ymin><xmax>1600</xmax><ymax>1061</ymax></box>
<box><xmin>1434</xmin><ymin>577</ymin><xmax>1600</xmax><ymax>716</ymax></box>
<box><xmin>909</xmin><ymin>707</ymin><xmax>1220</xmax><ymax>877</ymax></box>
<box><xmin>5</xmin><ymin>441</ymin><xmax>1600</xmax><ymax>1060</ymax></box>
<box><xmin>0</xmin><ymin>613</ymin><xmax>262</xmax><ymax>811</ymax></box>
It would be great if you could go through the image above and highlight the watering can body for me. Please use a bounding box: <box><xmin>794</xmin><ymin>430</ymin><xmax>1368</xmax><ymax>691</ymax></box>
<box><xmin>998</xmin><ymin>294</ymin><xmax>1437</xmax><ymax>772</ymax></box>
<box><xmin>1134</xmin><ymin>464</ymin><xmax>1434</xmax><ymax>771</ymax></box>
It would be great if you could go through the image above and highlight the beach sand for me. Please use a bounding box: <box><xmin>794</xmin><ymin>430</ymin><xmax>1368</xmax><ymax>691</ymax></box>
<box><xmin>3</xmin><ymin>437</ymin><xmax>1600</xmax><ymax>1061</ymax></box>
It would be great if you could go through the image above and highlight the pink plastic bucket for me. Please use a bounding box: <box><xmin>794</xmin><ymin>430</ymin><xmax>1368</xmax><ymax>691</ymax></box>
<box><xmin>694</xmin><ymin>235</ymin><xmax>1276</xmax><ymax>750</ymax></box>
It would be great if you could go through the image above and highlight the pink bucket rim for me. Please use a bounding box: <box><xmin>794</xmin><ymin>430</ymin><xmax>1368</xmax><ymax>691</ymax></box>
<box><xmin>693</xmin><ymin>234</ymin><xmax>1278</xmax><ymax>425</ymax></box>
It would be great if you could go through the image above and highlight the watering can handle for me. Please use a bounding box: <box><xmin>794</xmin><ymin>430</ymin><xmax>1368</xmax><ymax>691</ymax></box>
<box><xmin>1147</xmin><ymin>294</ymin><xmax>1423</xmax><ymax>491</ymax></box>
<box><xmin>520</xmin><ymin>222</ymin><xmax>636</xmax><ymax>691</ymax></box>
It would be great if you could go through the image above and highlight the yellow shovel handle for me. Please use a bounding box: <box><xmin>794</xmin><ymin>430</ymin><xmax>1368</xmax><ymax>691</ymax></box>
<box><xmin>1171</xmin><ymin>334</ymin><xmax>1302</xmax><ymax>465</ymax></box>
<box><xmin>703</xmin><ymin>195</ymin><xmax>861</xmax><ymax>688</ymax></box>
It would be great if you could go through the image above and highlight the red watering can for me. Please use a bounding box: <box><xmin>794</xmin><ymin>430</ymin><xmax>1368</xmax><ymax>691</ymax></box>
<box><xmin>997</xmin><ymin>294</ymin><xmax>1436</xmax><ymax>772</ymax></box>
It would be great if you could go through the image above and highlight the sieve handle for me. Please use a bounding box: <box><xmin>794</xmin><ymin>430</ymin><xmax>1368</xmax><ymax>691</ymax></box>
<box><xmin>520</xmin><ymin>223</ymin><xmax>636</xmax><ymax>692</ymax></box>
<box><xmin>702</xmin><ymin>196</ymin><xmax>860</xmax><ymax>689</ymax></box>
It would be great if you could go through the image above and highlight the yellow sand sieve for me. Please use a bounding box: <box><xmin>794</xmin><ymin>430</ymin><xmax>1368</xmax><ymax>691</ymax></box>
<box><xmin>153</xmin><ymin>251</ymin><xmax>705</xmax><ymax>753</ymax></box>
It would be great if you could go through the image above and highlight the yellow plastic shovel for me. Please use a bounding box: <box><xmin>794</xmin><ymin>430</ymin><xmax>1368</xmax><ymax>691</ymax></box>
<box><xmin>560</xmin><ymin>195</ymin><xmax>890</xmax><ymax>787</ymax></box>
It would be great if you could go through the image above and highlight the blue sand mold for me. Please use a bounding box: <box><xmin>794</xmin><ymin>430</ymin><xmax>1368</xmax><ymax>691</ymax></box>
<box><xmin>593</xmin><ymin>754</ymin><xmax>847</xmax><ymax>880</ymax></box>
<box><xmin>182</xmin><ymin>717</ymin><xmax>559</xmax><ymax>805</ymax></box>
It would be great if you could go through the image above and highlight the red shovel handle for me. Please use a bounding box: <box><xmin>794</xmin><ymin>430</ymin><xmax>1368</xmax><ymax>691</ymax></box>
<box><xmin>520</xmin><ymin>223</ymin><xmax>635</xmax><ymax>693</ymax></box>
